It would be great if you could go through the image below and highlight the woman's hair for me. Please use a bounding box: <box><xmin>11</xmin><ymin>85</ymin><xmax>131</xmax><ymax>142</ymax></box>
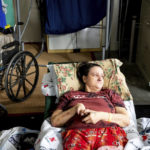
<box><xmin>77</xmin><ymin>62</ymin><xmax>101</xmax><ymax>85</ymax></box>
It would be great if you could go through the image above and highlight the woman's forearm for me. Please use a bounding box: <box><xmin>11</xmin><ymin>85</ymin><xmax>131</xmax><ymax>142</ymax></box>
<box><xmin>97</xmin><ymin>111</ymin><xmax>130</xmax><ymax>127</ymax></box>
<box><xmin>51</xmin><ymin>106</ymin><xmax>77</xmax><ymax>127</ymax></box>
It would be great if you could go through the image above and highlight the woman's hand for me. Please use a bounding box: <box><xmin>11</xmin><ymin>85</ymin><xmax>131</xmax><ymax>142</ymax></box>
<box><xmin>76</xmin><ymin>103</ymin><xmax>86</xmax><ymax>116</ymax></box>
<box><xmin>82</xmin><ymin>109</ymin><xmax>101</xmax><ymax>124</ymax></box>
<box><xmin>81</xmin><ymin>107</ymin><xmax>130</xmax><ymax>127</ymax></box>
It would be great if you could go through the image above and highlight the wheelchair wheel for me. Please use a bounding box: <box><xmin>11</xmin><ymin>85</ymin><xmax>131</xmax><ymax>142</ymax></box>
<box><xmin>5</xmin><ymin>51</ymin><xmax>39</xmax><ymax>102</ymax></box>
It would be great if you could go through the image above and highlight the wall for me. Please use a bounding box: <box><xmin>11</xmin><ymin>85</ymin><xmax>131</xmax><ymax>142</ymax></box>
<box><xmin>15</xmin><ymin>0</ymin><xmax>42</xmax><ymax>42</ymax></box>
<box><xmin>110</xmin><ymin>0</ymin><xmax>120</xmax><ymax>51</ymax></box>
<box><xmin>136</xmin><ymin>0</ymin><xmax>150</xmax><ymax>83</ymax></box>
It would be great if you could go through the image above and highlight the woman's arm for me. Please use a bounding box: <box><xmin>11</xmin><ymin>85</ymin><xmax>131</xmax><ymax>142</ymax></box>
<box><xmin>110</xmin><ymin>106</ymin><xmax>130</xmax><ymax>127</ymax></box>
<box><xmin>82</xmin><ymin>107</ymin><xmax>130</xmax><ymax>127</ymax></box>
<box><xmin>51</xmin><ymin>103</ymin><xmax>85</xmax><ymax>127</ymax></box>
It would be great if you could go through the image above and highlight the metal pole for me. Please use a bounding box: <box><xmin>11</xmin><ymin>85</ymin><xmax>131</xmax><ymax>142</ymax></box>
<box><xmin>129</xmin><ymin>16</ymin><xmax>136</xmax><ymax>63</ymax></box>
<box><xmin>102</xmin><ymin>46</ymin><xmax>105</xmax><ymax>60</ymax></box>
<box><xmin>16</xmin><ymin>0</ymin><xmax>21</xmax><ymax>44</ymax></box>
<box><xmin>102</xmin><ymin>0</ymin><xmax>111</xmax><ymax>60</ymax></box>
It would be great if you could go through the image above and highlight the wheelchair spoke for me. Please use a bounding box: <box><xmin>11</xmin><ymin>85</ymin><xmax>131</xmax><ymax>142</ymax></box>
<box><xmin>17</xmin><ymin>64</ymin><xmax>22</xmax><ymax>74</ymax></box>
<box><xmin>9</xmin><ymin>80</ymin><xmax>18</xmax><ymax>88</ymax></box>
<box><xmin>23</xmin><ymin>80</ymin><xmax>27</xmax><ymax>96</ymax></box>
<box><xmin>15</xmin><ymin>80</ymin><xmax>22</xmax><ymax>98</ymax></box>
<box><xmin>26</xmin><ymin>58</ymin><xmax>34</xmax><ymax>73</ymax></box>
<box><xmin>8</xmin><ymin>73</ymin><xmax>18</xmax><ymax>77</ymax></box>
<box><xmin>21</xmin><ymin>54</ymin><xmax>26</xmax><ymax>74</ymax></box>
<box><xmin>7</xmin><ymin>71</ymin><xmax>20</xmax><ymax>87</ymax></box>
<box><xmin>26</xmin><ymin>71</ymin><xmax>36</xmax><ymax>76</ymax></box>
<box><xmin>25</xmin><ymin>78</ymin><xmax>33</xmax><ymax>86</ymax></box>
<box><xmin>12</xmin><ymin>58</ymin><xmax>22</xmax><ymax>72</ymax></box>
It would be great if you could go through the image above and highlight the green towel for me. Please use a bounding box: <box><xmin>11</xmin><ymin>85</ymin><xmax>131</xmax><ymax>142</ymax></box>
<box><xmin>4</xmin><ymin>0</ymin><xmax>15</xmax><ymax>27</ymax></box>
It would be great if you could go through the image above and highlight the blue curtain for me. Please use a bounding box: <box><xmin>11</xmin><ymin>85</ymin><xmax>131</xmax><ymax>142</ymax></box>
<box><xmin>45</xmin><ymin>0</ymin><xmax>107</xmax><ymax>34</ymax></box>
<box><xmin>0</xmin><ymin>0</ymin><xmax>6</xmax><ymax>29</ymax></box>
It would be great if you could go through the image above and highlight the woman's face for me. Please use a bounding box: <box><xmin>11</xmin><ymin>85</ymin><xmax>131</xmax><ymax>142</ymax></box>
<box><xmin>83</xmin><ymin>66</ymin><xmax>104</xmax><ymax>92</ymax></box>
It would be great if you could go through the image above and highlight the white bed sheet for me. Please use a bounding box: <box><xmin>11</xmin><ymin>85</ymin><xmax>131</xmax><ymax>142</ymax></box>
<box><xmin>34</xmin><ymin>100</ymin><xmax>150</xmax><ymax>150</ymax></box>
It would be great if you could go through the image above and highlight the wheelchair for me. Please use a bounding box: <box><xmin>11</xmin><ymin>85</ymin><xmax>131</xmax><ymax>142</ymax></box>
<box><xmin>0</xmin><ymin>40</ymin><xmax>39</xmax><ymax>103</ymax></box>
<box><xmin>0</xmin><ymin>0</ymin><xmax>39</xmax><ymax>102</ymax></box>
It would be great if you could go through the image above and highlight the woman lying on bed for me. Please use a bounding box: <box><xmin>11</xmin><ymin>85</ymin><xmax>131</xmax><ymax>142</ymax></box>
<box><xmin>51</xmin><ymin>62</ymin><xmax>130</xmax><ymax>150</ymax></box>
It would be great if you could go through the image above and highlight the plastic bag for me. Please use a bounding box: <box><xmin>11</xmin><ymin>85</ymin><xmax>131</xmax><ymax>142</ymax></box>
<box><xmin>0</xmin><ymin>126</ymin><xmax>39</xmax><ymax>150</ymax></box>
<box><xmin>41</xmin><ymin>72</ymin><xmax>58</xmax><ymax>97</ymax></box>
<box><xmin>34</xmin><ymin>118</ymin><xmax>63</xmax><ymax>150</ymax></box>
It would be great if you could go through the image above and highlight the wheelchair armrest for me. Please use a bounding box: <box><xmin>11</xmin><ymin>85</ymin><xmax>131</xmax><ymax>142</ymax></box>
<box><xmin>2</xmin><ymin>41</ymin><xmax>19</xmax><ymax>49</ymax></box>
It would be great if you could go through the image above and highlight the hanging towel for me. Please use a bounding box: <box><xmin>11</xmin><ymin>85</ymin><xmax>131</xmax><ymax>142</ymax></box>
<box><xmin>3</xmin><ymin>0</ymin><xmax>15</xmax><ymax>27</ymax></box>
<box><xmin>45</xmin><ymin>0</ymin><xmax>107</xmax><ymax>34</ymax></box>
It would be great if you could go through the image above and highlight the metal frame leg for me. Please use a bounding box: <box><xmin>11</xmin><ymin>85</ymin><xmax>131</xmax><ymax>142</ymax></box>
<box><xmin>16</xmin><ymin>0</ymin><xmax>21</xmax><ymax>44</ymax></box>
<box><xmin>102</xmin><ymin>0</ymin><xmax>111</xmax><ymax>60</ymax></box>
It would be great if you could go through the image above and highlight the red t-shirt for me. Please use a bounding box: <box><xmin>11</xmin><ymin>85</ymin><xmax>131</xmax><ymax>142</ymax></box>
<box><xmin>56</xmin><ymin>89</ymin><xmax>125</xmax><ymax>129</ymax></box>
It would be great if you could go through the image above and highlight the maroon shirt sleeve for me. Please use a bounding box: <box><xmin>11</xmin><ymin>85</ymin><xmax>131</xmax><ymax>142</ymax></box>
<box><xmin>109</xmin><ymin>90</ymin><xmax>125</xmax><ymax>108</ymax></box>
<box><xmin>56</xmin><ymin>91</ymin><xmax>71</xmax><ymax>110</ymax></box>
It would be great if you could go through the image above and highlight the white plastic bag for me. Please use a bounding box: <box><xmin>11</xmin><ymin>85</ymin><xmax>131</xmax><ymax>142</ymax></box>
<box><xmin>41</xmin><ymin>72</ymin><xmax>57</xmax><ymax>96</ymax></box>
<box><xmin>0</xmin><ymin>127</ymin><xmax>39</xmax><ymax>150</ymax></box>
<box><xmin>34</xmin><ymin>118</ymin><xmax>63</xmax><ymax>150</ymax></box>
